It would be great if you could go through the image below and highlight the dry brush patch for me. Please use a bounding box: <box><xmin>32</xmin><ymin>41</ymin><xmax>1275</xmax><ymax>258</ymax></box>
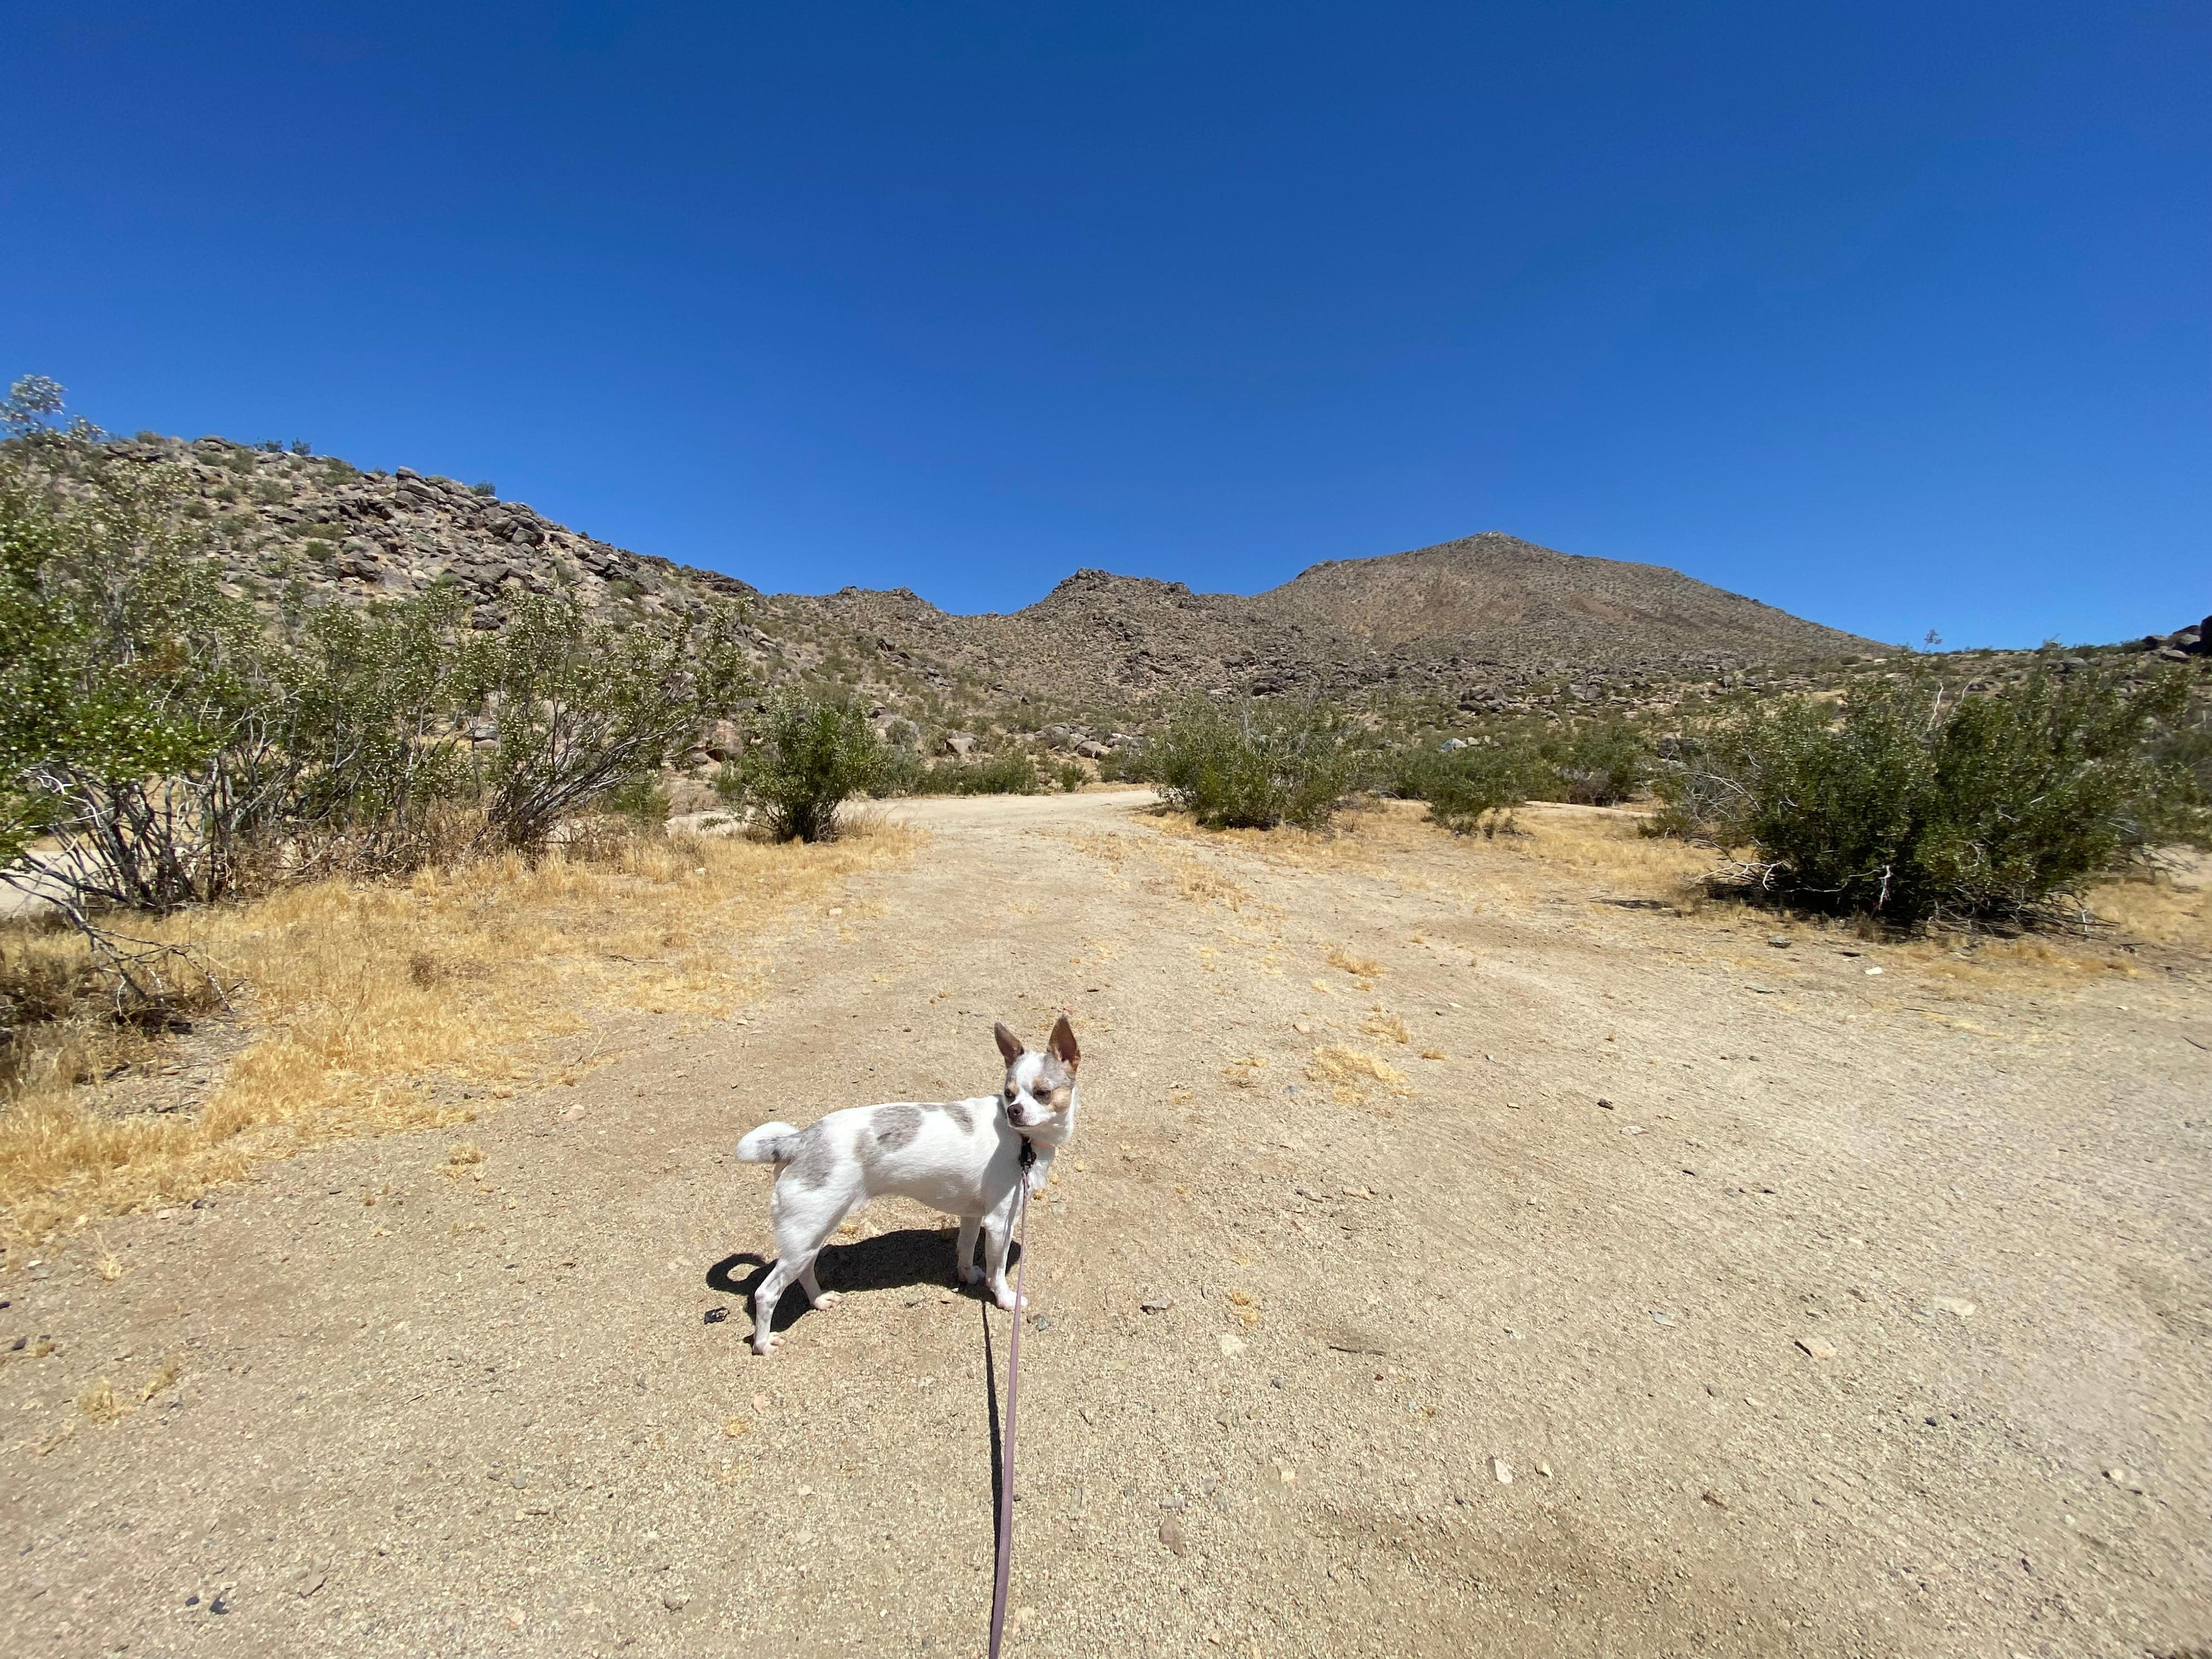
<box><xmin>1305</xmin><ymin>1043</ymin><xmax>1414</xmax><ymax>1112</ymax></box>
<box><xmin>0</xmin><ymin>826</ymin><xmax>915</xmax><ymax>1243</ymax></box>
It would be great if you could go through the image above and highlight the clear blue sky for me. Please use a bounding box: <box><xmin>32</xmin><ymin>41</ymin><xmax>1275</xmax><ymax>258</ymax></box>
<box><xmin>3</xmin><ymin>3</ymin><xmax>2203</xmax><ymax>647</ymax></box>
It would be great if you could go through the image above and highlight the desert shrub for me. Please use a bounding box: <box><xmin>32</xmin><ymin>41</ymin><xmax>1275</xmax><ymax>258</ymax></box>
<box><xmin>1</xmin><ymin>389</ymin><xmax>756</xmax><ymax>912</ymax></box>
<box><xmin>1392</xmin><ymin>740</ymin><xmax>1534</xmax><ymax>836</ymax></box>
<box><xmin>603</xmin><ymin>771</ymin><xmax>672</xmax><ymax>826</ymax></box>
<box><xmin>727</xmin><ymin>691</ymin><xmax>886</xmax><ymax>842</ymax></box>
<box><xmin>1537</xmin><ymin>716</ymin><xmax>1649</xmax><ymax>806</ymax></box>
<box><xmin>1651</xmin><ymin>664</ymin><xmax>2206</xmax><ymax>926</ymax></box>
<box><xmin>1055</xmin><ymin>760</ymin><xmax>1089</xmax><ymax>793</ymax></box>
<box><xmin>912</xmin><ymin>753</ymin><xmax>1042</xmax><ymax>796</ymax></box>
<box><xmin>1097</xmin><ymin>745</ymin><xmax>1142</xmax><ymax>783</ymax></box>
<box><xmin>1</xmin><ymin>416</ymin><xmax>283</xmax><ymax>909</ymax></box>
<box><xmin>474</xmin><ymin>594</ymin><xmax>749</xmax><ymax>852</ymax></box>
<box><xmin>1149</xmin><ymin>698</ymin><xmax>1358</xmax><ymax>830</ymax></box>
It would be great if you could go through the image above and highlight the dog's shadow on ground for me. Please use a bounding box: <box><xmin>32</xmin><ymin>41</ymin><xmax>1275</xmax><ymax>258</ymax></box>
<box><xmin>707</xmin><ymin>1228</ymin><xmax>1021</xmax><ymax>1336</ymax></box>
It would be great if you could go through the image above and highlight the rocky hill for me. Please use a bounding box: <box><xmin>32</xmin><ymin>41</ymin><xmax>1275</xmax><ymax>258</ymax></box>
<box><xmin>96</xmin><ymin>434</ymin><xmax>1896</xmax><ymax>727</ymax></box>
<box><xmin>811</xmin><ymin>534</ymin><xmax>1887</xmax><ymax>715</ymax></box>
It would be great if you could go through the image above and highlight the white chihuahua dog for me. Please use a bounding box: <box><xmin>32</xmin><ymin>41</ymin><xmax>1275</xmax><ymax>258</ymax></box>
<box><xmin>734</xmin><ymin>1016</ymin><xmax>1080</xmax><ymax>1354</ymax></box>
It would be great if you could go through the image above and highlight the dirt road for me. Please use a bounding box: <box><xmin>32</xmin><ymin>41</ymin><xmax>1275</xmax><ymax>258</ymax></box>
<box><xmin>5</xmin><ymin>790</ymin><xmax>2208</xmax><ymax>1656</ymax></box>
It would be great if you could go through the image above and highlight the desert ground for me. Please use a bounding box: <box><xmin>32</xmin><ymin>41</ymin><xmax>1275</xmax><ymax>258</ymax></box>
<box><xmin>3</xmin><ymin>789</ymin><xmax>2208</xmax><ymax>1657</ymax></box>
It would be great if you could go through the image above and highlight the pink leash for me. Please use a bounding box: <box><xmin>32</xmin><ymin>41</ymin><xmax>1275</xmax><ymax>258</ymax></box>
<box><xmin>986</xmin><ymin>1146</ymin><xmax>1034</xmax><ymax>1658</ymax></box>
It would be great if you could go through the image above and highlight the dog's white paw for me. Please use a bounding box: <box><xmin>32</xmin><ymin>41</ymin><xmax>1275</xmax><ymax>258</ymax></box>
<box><xmin>753</xmin><ymin>1333</ymin><xmax>782</xmax><ymax>1356</ymax></box>
<box><xmin>992</xmin><ymin>1286</ymin><xmax>1028</xmax><ymax>1313</ymax></box>
<box><xmin>960</xmin><ymin>1263</ymin><xmax>985</xmax><ymax>1285</ymax></box>
<box><xmin>810</xmin><ymin>1290</ymin><xmax>844</xmax><ymax>1310</ymax></box>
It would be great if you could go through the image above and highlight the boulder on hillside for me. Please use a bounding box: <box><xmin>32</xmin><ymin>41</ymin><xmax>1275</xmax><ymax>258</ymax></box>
<box><xmin>943</xmin><ymin>731</ymin><xmax>978</xmax><ymax>758</ymax></box>
<box><xmin>700</xmin><ymin>719</ymin><xmax>741</xmax><ymax>761</ymax></box>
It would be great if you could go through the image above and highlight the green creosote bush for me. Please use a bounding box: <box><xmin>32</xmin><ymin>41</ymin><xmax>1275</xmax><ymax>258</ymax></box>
<box><xmin>911</xmin><ymin>752</ymin><xmax>1043</xmax><ymax>797</ymax></box>
<box><xmin>1391</xmin><ymin>740</ymin><xmax>1534</xmax><ymax>837</ymax></box>
<box><xmin>1148</xmin><ymin>698</ymin><xmax>1358</xmax><ymax>830</ymax></box>
<box><xmin>1649</xmin><ymin>663</ymin><xmax>2208</xmax><ymax>928</ymax></box>
<box><xmin>1</xmin><ymin>377</ymin><xmax>755</xmax><ymax>915</ymax></box>
<box><xmin>1054</xmin><ymin>760</ymin><xmax>1089</xmax><ymax>793</ymax></box>
<box><xmin>725</xmin><ymin>691</ymin><xmax>887</xmax><ymax>842</ymax></box>
<box><xmin>1536</xmin><ymin>716</ymin><xmax>1649</xmax><ymax>806</ymax></box>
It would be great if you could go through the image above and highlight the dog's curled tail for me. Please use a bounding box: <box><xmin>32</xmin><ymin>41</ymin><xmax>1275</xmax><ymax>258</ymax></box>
<box><xmin>736</xmin><ymin>1121</ymin><xmax>802</xmax><ymax>1164</ymax></box>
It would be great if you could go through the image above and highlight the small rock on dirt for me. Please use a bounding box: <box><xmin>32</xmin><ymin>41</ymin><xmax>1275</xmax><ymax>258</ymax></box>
<box><xmin>2105</xmin><ymin>1468</ymin><xmax>2144</xmax><ymax>1493</ymax></box>
<box><xmin>1159</xmin><ymin>1517</ymin><xmax>1187</xmax><ymax>1556</ymax></box>
<box><xmin>662</xmin><ymin>1590</ymin><xmax>691</xmax><ymax>1611</ymax></box>
<box><xmin>1492</xmin><ymin>1457</ymin><xmax>1513</xmax><ymax>1484</ymax></box>
<box><xmin>1796</xmin><ymin>1336</ymin><xmax>1838</xmax><ymax>1361</ymax></box>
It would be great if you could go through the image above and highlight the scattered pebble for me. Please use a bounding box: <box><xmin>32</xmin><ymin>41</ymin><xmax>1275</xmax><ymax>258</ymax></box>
<box><xmin>1649</xmin><ymin>1308</ymin><xmax>1678</xmax><ymax>1328</ymax></box>
<box><xmin>1492</xmin><ymin>1457</ymin><xmax>1513</xmax><ymax>1484</ymax></box>
<box><xmin>1702</xmin><ymin>1489</ymin><xmax>1729</xmax><ymax>1510</ymax></box>
<box><xmin>1796</xmin><ymin>1336</ymin><xmax>1838</xmax><ymax>1361</ymax></box>
<box><xmin>1596</xmin><ymin>1097</ymin><xmax>1613</xmax><ymax>1110</ymax></box>
<box><xmin>1140</xmin><ymin>1296</ymin><xmax>1174</xmax><ymax>1314</ymax></box>
<box><xmin>662</xmin><ymin>1591</ymin><xmax>690</xmax><ymax>1611</ymax></box>
<box><xmin>1621</xmin><ymin>1125</ymin><xmax>1647</xmax><ymax>1136</ymax></box>
<box><xmin>1924</xmin><ymin>1296</ymin><xmax>1977</xmax><ymax>1318</ymax></box>
<box><xmin>1535</xmin><ymin>1462</ymin><xmax>1553</xmax><ymax>1478</ymax></box>
<box><xmin>702</xmin><ymin>1308</ymin><xmax>728</xmax><ymax>1325</ymax></box>
<box><xmin>1159</xmin><ymin>1494</ymin><xmax>1186</xmax><ymax>1511</ymax></box>
<box><xmin>1767</xmin><ymin>936</ymin><xmax>1791</xmax><ymax>948</ymax></box>
<box><xmin>1218</xmin><ymin>1334</ymin><xmax>1245</xmax><ymax>1358</ymax></box>
<box><xmin>2105</xmin><ymin>1468</ymin><xmax>2145</xmax><ymax>1493</ymax></box>
<box><xmin>1159</xmin><ymin>1517</ymin><xmax>1187</xmax><ymax>1556</ymax></box>
<box><xmin>1864</xmin><ymin>967</ymin><xmax>1883</xmax><ymax>976</ymax></box>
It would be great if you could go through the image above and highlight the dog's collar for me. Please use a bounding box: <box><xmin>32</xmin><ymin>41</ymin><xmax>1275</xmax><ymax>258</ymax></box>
<box><xmin>1018</xmin><ymin>1136</ymin><xmax>1036</xmax><ymax>1170</ymax></box>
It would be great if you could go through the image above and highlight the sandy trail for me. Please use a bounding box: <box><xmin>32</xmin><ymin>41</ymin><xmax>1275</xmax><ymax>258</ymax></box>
<box><xmin>4</xmin><ymin>789</ymin><xmax>2208</xmax><ymax>1657</ymax></box>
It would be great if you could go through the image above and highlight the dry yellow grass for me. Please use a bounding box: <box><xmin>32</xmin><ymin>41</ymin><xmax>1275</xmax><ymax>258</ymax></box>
<box><xmin>1358</xmin><ymin>1007</ymin><xmax>1410</xmax><ymax>1045</ymax></box>
<box><xmin>1326</xmin><ymin>945</ymin><xmax>1383</xmax><ymax>979</ymax></box>
<box><xmin>1221</xmin><ymin>1053</ymin><xmax>1269</xmax><ymax>1088</ymax></box>
<box><xmin>1306</xmin><ymin>1043</ymin><xmax>1414</xmax><ymax>1112</ymax></box>
<box><xmin>2081</xmin><ymin>858</ymin><xmax>2210</xmax><ymax>947</ymax></box>
<box><xmin>137</xmin><ymin>1356</ymin><xmax>180</xmax><ymax>1402</ymax></box>
<box><xmin>1</xmin><ymin>826</ymin><xmax>914</xmax><ymax>1243</ymax></box>
<box><xmin>77</xmin><ymin>1377</ymin><xmax>126</xmax><ymax>1424</ymax></box>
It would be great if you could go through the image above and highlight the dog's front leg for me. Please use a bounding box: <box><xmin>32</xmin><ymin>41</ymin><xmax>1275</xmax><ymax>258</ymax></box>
<box><xmin>981</xmin><ymin>1207</ymin><xmax>1025</xmax><ymax>1313</ymax></box>
<box><xmin>955</xmin><ymin>1214</ymin><xmax>982</xmax><ymax>1285</ymax></box>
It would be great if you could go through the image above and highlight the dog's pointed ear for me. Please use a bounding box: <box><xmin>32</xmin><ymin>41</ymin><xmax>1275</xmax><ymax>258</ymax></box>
<box><xmin>1048</xmin><ymin>1015</ymin><xmax>1080</xmax><ymax>1073</ymax></box>
<box><xmin>993</xmin><ymin>1021</ymin><xmax>1025</xmax><ymax>1064</ymax></box>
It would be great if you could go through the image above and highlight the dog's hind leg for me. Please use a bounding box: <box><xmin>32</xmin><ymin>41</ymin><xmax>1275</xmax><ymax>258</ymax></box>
<box><xmin>955</xmin><ymin>1214</ymin><xmax>982</xmax><ymax>1285</ymax></box>
<box><xmin>750</xmin><ymin>1257</ymin><xmax>799</xmax><ymax>1355</ymax></box>
<box><xmin>798</xmin><ymin>1252</ymin><xmax>844</xmax><ymax>1310</ymax></box>
<box><xmin>753</xmin><ymin>1184</ymin><xmax>855</xmax><ymax>1353</ymax></box>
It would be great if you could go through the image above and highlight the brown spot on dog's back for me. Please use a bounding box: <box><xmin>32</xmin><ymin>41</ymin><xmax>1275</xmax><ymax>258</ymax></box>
<box><xmin>782</xmin><ymin>1121</ymin><xmax>837</xmax><ymax>1189</ymax></box>
<box><xmin>870</xmin><ymin>1103</ymin><xmax>923</xmax><ymax>1156</ymax></box>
